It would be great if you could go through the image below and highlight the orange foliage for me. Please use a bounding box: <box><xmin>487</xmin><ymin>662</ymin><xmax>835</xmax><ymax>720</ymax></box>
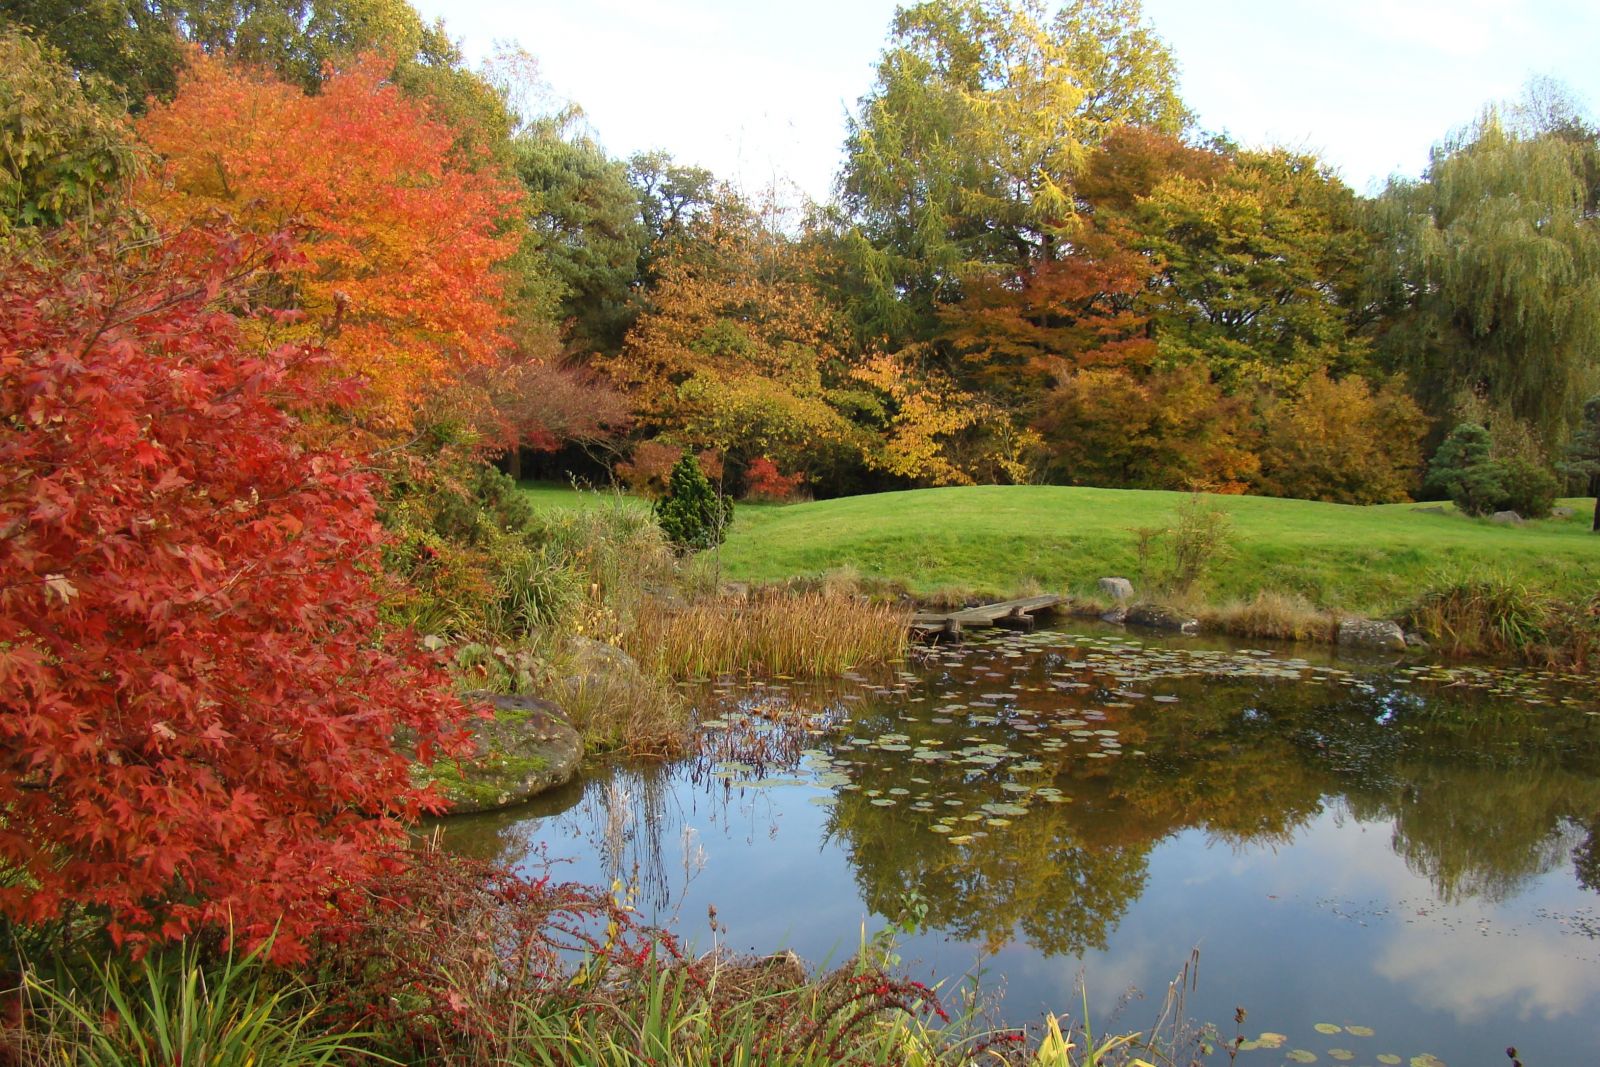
<box><xmin>606</xmin><ymin>198</ymin><xmax>839</xmax><ymax>408</ymax></box>
<box><xmin>940</xmin><ymin>225</ymin><xmax>1157</xmax><ymax>411</ymax></box>
<box><xmin>1036</xmin><ymin>363</ymin><xmax>1258</xmax><ymax>491</ymax></box>
<box><xmin>1253</xmin><ymin>370</ymin><xmax>1427</xmax><ymax>503</ymax></box>
<box><xmin>1075</xmin><ymin>125</ymin><xmax>1228</xmax><ymax>213</ymax></box>
<box><xmin>135</xmin><ymin>52</ymin><xmax>523</xmax><ymax>431</ymax></box>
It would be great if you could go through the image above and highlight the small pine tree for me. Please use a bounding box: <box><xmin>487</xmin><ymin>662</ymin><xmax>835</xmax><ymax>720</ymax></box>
<box><xmin>1426</xmin><ymin>423</ymin><xmax>1505</xmax><ymax>516</ymax></box>
<box><xmin>654</xmin><ymin>453</ymin><xmax>733</xmax><ymax>553</ymax></box>
<box><xmin>1562</xmin><ymin>395</ymin><xmax>1600</xmax><ymax>532</ymax></box>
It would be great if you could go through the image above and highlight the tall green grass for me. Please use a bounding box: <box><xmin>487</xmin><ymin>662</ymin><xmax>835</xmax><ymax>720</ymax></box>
<box><xmin>17</xmin><ymin>939</ymin><xmax>370</xmax><ymax>1067</ymax></box>
<box><xmin>1404</xmin><ymin>573</ymin><xmax>1552</xmax><ymax>658</ymax></box>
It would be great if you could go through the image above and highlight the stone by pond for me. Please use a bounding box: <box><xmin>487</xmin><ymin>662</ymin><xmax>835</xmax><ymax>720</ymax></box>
<box><xmin>437</xmin><ymin>624</ymin><xmax>1600</xmax><ymax>1063</ymax></box>
<box><xmin>416</xmin><ymin>693</ymin><xmax>582</xmax><ymax>814</ymax></box>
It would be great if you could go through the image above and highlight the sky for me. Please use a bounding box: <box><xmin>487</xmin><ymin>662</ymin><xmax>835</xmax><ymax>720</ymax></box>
<box><xmin>409</xmin><ymin>0</ymin><xmax>1600</xmax><ymax>202</ymax></box>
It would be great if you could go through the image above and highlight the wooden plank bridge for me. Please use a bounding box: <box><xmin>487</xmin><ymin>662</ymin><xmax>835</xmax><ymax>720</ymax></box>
<box><xmin>909</xmin><ymin>594</ymin><xmax>1063</xmax><ymax>640</ymax></box>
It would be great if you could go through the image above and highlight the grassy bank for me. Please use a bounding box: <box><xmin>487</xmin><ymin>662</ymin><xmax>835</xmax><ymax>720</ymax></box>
<box><xmin>703</xmin><ymin>486</ymin><xmax>1600</xmax><ymax>616</ymax></box>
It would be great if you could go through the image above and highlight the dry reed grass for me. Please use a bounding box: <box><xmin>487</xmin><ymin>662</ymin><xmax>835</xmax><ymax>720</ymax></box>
<box><xmin>626</xmin><ymin>590</ymin><xmax>910</xmax><ymax>679</ymax></box>
<box><xmin>1201</xmin><ymin>591</ymin><xmax>1337</xmax><ymax>642</ymax></box>
<box><xmin>551</xmin><ymin>666</ymin><xmax>692</xmax><ymax>760</ymax></box>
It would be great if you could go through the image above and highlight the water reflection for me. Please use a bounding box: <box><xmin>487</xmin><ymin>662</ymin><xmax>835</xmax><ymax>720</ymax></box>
<box><xmin>436</xmin><ymin>626</ymin><xmax>1600</xmax><ymax>1060</ymax></box>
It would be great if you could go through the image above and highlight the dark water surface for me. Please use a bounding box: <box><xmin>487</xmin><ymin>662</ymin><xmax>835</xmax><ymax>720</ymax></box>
<box><xmin>440</xmin><ymin>625</ymin><xmax>1600</xmax><ymax>1065</ymax></box>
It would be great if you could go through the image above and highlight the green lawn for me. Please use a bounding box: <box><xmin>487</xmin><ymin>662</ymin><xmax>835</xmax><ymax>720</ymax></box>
<box><xmin>517</xmin><ymin>481</ymin><xmax>649</xmax><ymax>513</ymax></box>
<box><xmin>520</xmin><ymin>483</ymin><xmax>1600</xmax><ymax>615</ymax></box>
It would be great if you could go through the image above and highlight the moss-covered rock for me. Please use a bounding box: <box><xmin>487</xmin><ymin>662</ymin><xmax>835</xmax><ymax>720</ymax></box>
<box><xmin>418</xmin><ymin>693</ymin><xmax>582</xmax><ymax>815</ymax></box>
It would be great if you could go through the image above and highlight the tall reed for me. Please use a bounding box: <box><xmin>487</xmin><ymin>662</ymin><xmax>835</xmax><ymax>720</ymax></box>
<box><xmin>627</xmin><ymin>590</ymin><xmax>910</xmax><ymax>679</ymax></box>
<box><xmin>1201</xmin><ymin>591</ymin><xmax>1337</xmax><ymax>643</ymax></box>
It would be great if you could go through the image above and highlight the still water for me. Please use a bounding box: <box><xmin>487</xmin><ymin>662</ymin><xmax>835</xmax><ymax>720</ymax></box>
<box><xmin>441</xmin><ymin>625</ymin><xmax>1600</xmax><ymax>1064</ymax></box>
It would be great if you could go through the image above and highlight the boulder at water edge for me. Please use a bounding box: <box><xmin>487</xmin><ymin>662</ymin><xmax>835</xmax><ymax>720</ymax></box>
<box><xmin>1125</xmin><ymin>603</ymin><xmax>1200</xmax><ymax>634</ymax></box>
<box><xmin>419</xmin><ymin>693</ymin><xmax>582</xmax><ymax>815</ymax></box>
<box><xmin>1337</xmin><ymin>618</ymin><xmax>1407</xmax><ymax>652</ymax></box>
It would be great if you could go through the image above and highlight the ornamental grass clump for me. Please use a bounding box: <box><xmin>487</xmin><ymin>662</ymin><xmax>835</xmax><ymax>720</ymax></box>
<box><xmin>1405</xmin><ymin>572</ymin><xmax>1551</xmax><ymax>658</ymax></box>
<box><xmin>627</xmin><ymin>589</ymin><xmax>910</xmax><ymax>679</ymax></box>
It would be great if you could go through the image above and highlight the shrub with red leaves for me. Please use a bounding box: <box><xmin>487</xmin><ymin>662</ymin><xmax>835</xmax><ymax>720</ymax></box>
<box><xmin>317</xmin><ymin>848</ymin><xmax>949</xmax><ymax>1065</ymax></box>
<box><xmin>743</xmin><ymin>455</ymin><xmax>806</xmax><ymax>502</ymax></box>
<box><xmin>0</xmin><ymin>225</ymin><xmax>468</xmax><ymax>961</ymax></box>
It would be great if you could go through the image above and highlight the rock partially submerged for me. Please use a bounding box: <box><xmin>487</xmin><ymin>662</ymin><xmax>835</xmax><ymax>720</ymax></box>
<box><xmin>421</xmin><ymin>693</ymin><xmax>582</xmax><ymax>815</ymax></box>
<box><xmin>1337</xmin><ymin>617</ymin><xmax>1407</xmax><ymax>653</ymax></box>
<box><xmin>1124</xmin><ymin>603</ymin><xmax>1200</xmax><ymax>634</ymax></box>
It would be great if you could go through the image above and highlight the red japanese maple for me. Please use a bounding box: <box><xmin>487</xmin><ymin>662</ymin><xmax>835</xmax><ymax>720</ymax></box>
<box><xmin>0</xmin><ymin>225</ymin><xmax>468</xmax><ymax>960</ymax></box>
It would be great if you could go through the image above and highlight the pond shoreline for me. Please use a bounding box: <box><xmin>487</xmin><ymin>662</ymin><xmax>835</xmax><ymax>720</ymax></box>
<box><xmin>888</xmin><ymin>582</ymin><xmax>1598</xmax><ymax>673</ymax></box>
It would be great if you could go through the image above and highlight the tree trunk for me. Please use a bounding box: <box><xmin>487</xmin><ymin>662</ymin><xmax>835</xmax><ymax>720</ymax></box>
<box><xmin>507</xmin><ymin>447</ymin><xmax>522</xmax><ymax>483</ymax></box>
<box><xmin>1590</xmin><ymin>472</ymin><xmax>1600</xmax><ymax>531</ymax></box>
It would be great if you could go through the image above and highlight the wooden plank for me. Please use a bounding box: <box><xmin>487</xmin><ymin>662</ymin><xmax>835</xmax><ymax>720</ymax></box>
<box><xmin>947</xmin><ymin>594</ymin><xmax>1061</xmax><ymax>625</ymax></box>
<box><xmin>909</xmin><ymin>595</ymin><xmax>1060</xmax><ymax>641</ymax></box>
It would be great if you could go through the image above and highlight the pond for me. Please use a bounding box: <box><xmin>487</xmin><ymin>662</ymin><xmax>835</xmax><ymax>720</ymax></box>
<box><xmin>439</xmin><ymin>624</ymin><xmax>1600</xmax><ymax>1065</ymax></box>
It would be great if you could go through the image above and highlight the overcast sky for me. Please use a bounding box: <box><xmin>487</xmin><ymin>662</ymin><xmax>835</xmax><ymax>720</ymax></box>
<box><xmin>409</xmin><ymin>0</ymin><xmax>1600</xmax><ymax>202</ymax></box>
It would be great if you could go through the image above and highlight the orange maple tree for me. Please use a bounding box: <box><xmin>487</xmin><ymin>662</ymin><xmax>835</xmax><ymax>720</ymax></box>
<box><xmin>940</xmin><ymin>225</ymin><xmax>1159</xmax><ymax>413</ymax></box>
<box><xmin>135</xmin><ymin>51</ymin><xmax>524</xmax><ymax>431</ymax></box>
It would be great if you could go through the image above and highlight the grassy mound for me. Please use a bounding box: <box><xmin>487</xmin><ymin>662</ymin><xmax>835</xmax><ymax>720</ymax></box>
<box><xmin>709</xmin><ymin>486</ymin><xmax>1600</xmax><ymax>615</ymax></box>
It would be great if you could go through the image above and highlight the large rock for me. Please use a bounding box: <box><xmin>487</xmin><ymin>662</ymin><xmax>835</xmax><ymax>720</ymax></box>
<box><xmin>421</xmin><ymin>693</ymin><xmax>582</xmax><ymax>815</ymax></box>
<box><xmin>1124</xmin><ymin>603</ymin><xmax>1199</xmax><ymax>634</ymax></box>
<box><xmin>1490</xmin><ymin>510</ymin><xmax>1524</xmax><ymax>525</ymax></box>
<box><xmin>1097</xmin><ymin>577</ymin><xmax>1135</xmax><ymax>601</ymax></box>
<box><xmin>1337</xmin><ymin>617</ymin><xmax>1407</xmax><ymax>652</ymax></box>
<box><xmin>562</xmin><ymin>635</ymin><xmax>640</xmax><ymax>679</ymax></box>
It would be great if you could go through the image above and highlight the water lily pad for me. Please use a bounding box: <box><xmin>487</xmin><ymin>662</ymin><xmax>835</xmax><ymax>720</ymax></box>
<box><xmin>1256</xmin><ymin>1033</ymin><xmax>1287</xmax><ymax>1049</ymax></box>
<box><xmin>1376</xmin><ymin>1056</ymin><xmax>1401</xmax><ymax>1065</ymax></box>
<box><xmin>870</xmin><ymin>798</ymin><xmax>896</xmax><ymax>807</ymax></box>
<box><xmin>1409</xmin><ymin>1056</ymin><xmax>1445</xmax><ymax>1067</ymax></box>
<box><xmin>981</xmin><ymin>802</ymin><xmax>1029</xmax><ymax>816</ymax></box>
<box><xmin>1328</xmin><ymin>1051</ymin><xmax>1354</xmax><ymax>1062</ymax></box>
<box><xmin>1345</xmin><ymin>1026</ymin><xmax>1375</xmax><ymax>1038</ymax></box>
<box><xmin>1314</xmin><ymin>1024</ymin><xmax>1342</xmax><ymax>1035</ymax></box>
<box><xmin>1286</xmin><ymin>1051</ymin><xmax>1316</xmax><ymax>1064</ymax></box>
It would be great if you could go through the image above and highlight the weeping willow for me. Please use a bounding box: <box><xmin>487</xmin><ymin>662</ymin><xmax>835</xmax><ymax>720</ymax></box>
<box><xmin>1372</xmin><ymin>110</ymin><xmax>1600</xmax><ymax>447</ymax></box>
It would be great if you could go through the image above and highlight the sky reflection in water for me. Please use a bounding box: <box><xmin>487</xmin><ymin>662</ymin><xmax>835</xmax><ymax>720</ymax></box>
<box><xmin>440</xmin><ymin>625</ymin><xmax>1600</xmax><ymax>1064</ymax></box>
